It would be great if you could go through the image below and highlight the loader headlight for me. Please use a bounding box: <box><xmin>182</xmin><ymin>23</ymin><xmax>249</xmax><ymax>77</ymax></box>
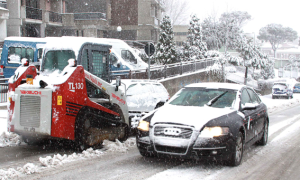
<box><xmin>199</xmin><ymin>127</ymin><xmax>229</xmax><ymax>138</ymax></box>
<box><xmin>137</xmin><ymin>120</ymin><xmax>150</xmax><ymax>132</ymax></box>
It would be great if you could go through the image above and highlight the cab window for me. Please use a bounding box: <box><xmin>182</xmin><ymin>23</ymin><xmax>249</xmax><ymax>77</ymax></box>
<box><xmin>43</xmin><ymin>50</ymin><xmax>75</xmax><ymax>71</ymax></box>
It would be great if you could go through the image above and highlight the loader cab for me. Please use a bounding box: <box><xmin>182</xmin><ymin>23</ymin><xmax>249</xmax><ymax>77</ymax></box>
<box><xmin>41</xmin><ymin>42</ymin><xmax>112</xmax><ymax>83</ymax></box>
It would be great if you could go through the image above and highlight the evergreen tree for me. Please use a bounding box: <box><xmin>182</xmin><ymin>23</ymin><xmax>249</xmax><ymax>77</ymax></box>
<box><xmin>155</xmin><ymin>16</ymin><xmax>177</xmax><ymax>64</ymax></box>
<box><xmin>183</xmin><ymin>15</ymin><xmax>207</xmax><ymax>61</ymax></box>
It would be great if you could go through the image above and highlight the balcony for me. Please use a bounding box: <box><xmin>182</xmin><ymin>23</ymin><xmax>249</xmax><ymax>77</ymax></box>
<box><xmin>74</xmin><ymin>12</ymin><xmax>106</xmax><ymax>20</ymax></box>
<box><xmin>25</xmin><ymin>6</ymin><xmax>42</xmax><ymax>20</ymax></box>
<box><xmin>49</xmin><ymin>11</ymin><xmax>62</xmax><ymax>23</ymax></box>
<box><xmin>0</xmin><ymin>2</ymin><xmax>6</xmax><ymax>9</ymax></box>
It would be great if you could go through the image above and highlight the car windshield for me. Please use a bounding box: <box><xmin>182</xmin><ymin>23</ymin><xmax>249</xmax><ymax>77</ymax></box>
<box><xmin>169</xmin><ymin>87</ymin><xmax>237</xmax><ymax>108</ymax></box>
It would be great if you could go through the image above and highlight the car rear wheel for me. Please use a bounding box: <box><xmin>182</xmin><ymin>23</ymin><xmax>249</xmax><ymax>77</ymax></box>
<box><xmin>228</xmin><ymin>132</ymin><xmax>244</xmax><ymax>166</ymax></box>
<box><xmin>256</xmin><ymin>120</ymin><xmax>268</xmax><ymax>146</ymax></box>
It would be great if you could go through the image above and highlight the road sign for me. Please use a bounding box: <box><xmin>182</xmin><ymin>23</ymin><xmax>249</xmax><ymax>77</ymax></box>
<box><xmin>145</xmin><ymin>43</ymin><xmax>155</xmax><ymax>57</ymax></box>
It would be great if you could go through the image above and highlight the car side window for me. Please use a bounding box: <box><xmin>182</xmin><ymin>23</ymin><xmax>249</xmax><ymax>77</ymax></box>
<box><xmin>246</xmin><ymin>89</ymin><xmax>261</xmax><ymax>104</ymax></box>
<box><xmin>240</xmin><ymin>89</ymin><xmax>252</xmax><ymax>106</ymax></box>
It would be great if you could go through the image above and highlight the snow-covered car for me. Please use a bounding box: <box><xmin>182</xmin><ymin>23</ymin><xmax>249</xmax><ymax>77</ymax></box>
<box><xmin>136</xmin><ymin>83</ymin><xmax>269</xmax><ymax>166</ymax></box>
<box><xmin>116</xmin><ymin>79</ymin><xmax>169</xmax><ymax>128</ymax></box>
<box><xmin>272</xmin><ymin>82</ymin><xmax>293</xmax><ymax>99</ymax></box>
<box><xmin>293</xmin><ymin>83</ymin><xmax>300</xmax><ymax>93</ymax></box>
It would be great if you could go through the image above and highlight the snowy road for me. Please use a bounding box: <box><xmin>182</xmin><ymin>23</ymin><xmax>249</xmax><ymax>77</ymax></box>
<box><xmin>1</xmin><ymin>102</ymin><xmax>300</xmax><ymax>179</ymax></box>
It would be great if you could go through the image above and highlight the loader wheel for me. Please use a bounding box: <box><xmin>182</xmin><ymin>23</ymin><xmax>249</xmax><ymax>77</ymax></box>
<box><xmin>112</xmin><ymin>105</ymin><xmax>129</xmax><ymax>142</ymax></box>
<box><xmin>76</xmin><ymin>116</ymin><xmax>91</xmax><ymax>151</ymax></box>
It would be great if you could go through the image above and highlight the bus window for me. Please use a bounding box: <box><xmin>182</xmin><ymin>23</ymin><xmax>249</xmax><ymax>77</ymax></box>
<box><xmin>8</xmin><ymin>47</ymin><xmax>34</xmax><ymax>63</ymax></box>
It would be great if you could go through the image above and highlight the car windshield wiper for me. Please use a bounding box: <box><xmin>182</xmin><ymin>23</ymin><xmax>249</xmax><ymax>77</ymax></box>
<box><xmin>206</xmin><ymin>91</ymin><xmax>228</xmax><ymax>106</ymax></box>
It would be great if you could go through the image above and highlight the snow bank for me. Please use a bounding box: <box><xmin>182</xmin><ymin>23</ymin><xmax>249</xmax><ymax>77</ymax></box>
<box><xmin>0</xmin><ymin>138</ymin><xmax>136</xmax><ymax>179</ymax></box>
<box><xmin>0</xmin><ymin>163</ymin><xmax>39</xmax><ymax>179</ymax></box>
<box><xmin>0</xmin><ymin>132</ymin><xmax>22</xmax><ymax>148</ymax></box>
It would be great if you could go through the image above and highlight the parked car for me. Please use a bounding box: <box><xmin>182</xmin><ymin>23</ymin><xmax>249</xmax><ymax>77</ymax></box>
<box><xmin>115</xmin><ymin>79</ymin><xmax>169</xmax><ymax>128</ymax></box>
<box><xmin>136</xmin><ymin>83</ymin><xmax>269</xmax><ymax>166</ymax></box>
<box><xmin>272</xmin><ymin>82</ymin><xmax>293</xmax><ymax>99</ymax></box>
<box><xmin>293</xmin><ymin>83</ymin><xmax>300</xmax><ymax>93</ymax></box>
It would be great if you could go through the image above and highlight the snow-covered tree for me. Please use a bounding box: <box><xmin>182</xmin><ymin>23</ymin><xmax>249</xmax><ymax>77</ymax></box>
<box><xmin>164</xmin><ymin>0</ymin><xmax>190</xmax><ymax>25</ymax></box>
<box><xmin>155</xmin><ymin>16</ymin><xmax>177</xmax><ymax>64</ymax></box>
<box><xmin>183</xmin><ymin>15</ymin><xmax>207</xmax><ymax>61</ymax></box>
<box><xmin>235</xmin><ymin>35</ymin><xmax>275</xmax><ymax>80</ymax></box>
<box><xmin>257</xmin><ymin>24</ymin><xmax>298</xmax><ymax>58</ymax></box>
<box><xmin>202</xmin><ymin>11</ymin><xmax>251</xmax><ymax>52</ymax></box>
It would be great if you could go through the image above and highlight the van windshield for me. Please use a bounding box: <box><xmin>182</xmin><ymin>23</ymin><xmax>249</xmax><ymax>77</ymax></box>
<box><xmin>43</xmin><ymin>50</ymin><xmax>75</xmax><ymax>72</ymax></box>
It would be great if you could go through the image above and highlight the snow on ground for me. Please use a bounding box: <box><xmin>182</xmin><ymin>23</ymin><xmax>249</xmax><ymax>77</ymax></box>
<box><xmin>0</xmin><ymin>93</ymin><xmax>300</xmax><ymax>179</ymax></box>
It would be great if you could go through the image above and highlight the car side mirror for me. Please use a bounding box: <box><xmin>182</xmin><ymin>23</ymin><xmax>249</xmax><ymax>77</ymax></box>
<box><xmin>241</xmin><ymin>103</ymin><xmax>256</xmax><ymax>111</ymax></box>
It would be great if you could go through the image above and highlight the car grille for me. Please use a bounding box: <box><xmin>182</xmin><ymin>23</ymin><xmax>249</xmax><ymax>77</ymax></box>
<box><xmin>155</xmin><ymin>145</ymin><xmax>187</xmax><ymax>154</ymax></box>
<box><xmin>20</xmin><ymin>95</ymin><xmax>41</xmax><ymax>128</ymax></box>
<box><xmin>154</xmin><ymin>125</ymin><xmax>193</xmax><ymax>139</ymax></box>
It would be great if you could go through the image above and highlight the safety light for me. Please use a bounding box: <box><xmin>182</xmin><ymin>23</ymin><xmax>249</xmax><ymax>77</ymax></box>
<box><xmin>22</xmin><ymin>58</ymin><xmax>29</xmax><ymax>66</ymax></box>
<box><xmin>26</xmin><ymin>75</ymin><xmax>33</xmax><ymax>85</ymax></box>
<box><xmin>137</xmin><ymin>120</ymin><xmax>150</xmax><ymax>132</ymax></box>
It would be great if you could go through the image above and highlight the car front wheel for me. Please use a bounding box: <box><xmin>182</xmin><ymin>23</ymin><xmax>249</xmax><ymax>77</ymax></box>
<box><xmin>256</xmin><ymin>120</ymin><xmax>268</xmax><ymax>146</ymax></box>
<box><xmin>228</xmin><ymin>132</ymin><xmax>244</xmax><ymax>166</ymax></box>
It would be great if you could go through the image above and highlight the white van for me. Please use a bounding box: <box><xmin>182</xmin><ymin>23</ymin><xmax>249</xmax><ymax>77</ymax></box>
<box><xmin>98</xmin><ymin>38</ymin><xmax>148</xmax><ymax>72</ymax></box>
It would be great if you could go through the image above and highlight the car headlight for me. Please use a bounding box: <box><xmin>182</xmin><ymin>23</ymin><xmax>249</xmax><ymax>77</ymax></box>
<box><xmin>199</xmin><ymin>127</ymin><xmax>229</xmax><ymax>138</ymax></box>
<box><xmin>137</xmin><ymin>120</ymin><xmax>150</xmax><ymax>132</ymax></box>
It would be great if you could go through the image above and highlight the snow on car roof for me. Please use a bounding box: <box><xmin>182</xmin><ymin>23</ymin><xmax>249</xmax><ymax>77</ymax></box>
<box><xmin>185</xmin><ymin>82</ymin><xmax>245</xmax><ymax>90</ymax></box>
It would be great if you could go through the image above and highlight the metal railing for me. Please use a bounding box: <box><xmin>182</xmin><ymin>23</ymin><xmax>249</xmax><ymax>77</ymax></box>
<box><xmin>26</xmin><ymin>6</ymin><xmax>42</xmax><ymax>20</ymax></box>
<box><xmin>0</xmin><ymin>59</ymin><xmax>216</xmax><ymax>103</ymax></box>
<box><xmin>49</xmin><ymin>11</ymin><xmax>62</xmax><ymax>23</ymax></box>
<box><xmin>74</xmin><ymin>12</ymin><xmax>106</xmax><ymax>20</ymax></box>
<box><xmin>111</xmin><ymin>58</ymin><xmax>216</xmax><ymax>80</ymax></box>
<box><xmin>0</xmin><ymin>80</ymin><xmax>8</xmax><ymax>103</ymax></box>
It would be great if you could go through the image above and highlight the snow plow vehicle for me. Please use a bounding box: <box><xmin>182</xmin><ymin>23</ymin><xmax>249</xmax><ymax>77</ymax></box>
<box><xmin>7</xmin><ymin>37</ymin><xmax>129</xmax><ymax>150</ymax></box>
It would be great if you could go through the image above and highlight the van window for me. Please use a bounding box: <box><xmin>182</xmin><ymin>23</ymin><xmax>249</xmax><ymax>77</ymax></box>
<box><xmin>8</xmin><ymin>47</ymin><xmax>34</xmax><ymax>63</ymax></box>
<box><xmin>38</xmin><ymin>48</ymin><xmax>43</xmax><ymax>60</ymax></box>
<box><xmin>109</xmin><ymin>53</ymin><xmax>118</xmax><ymax>65</ymax></box>
<box><xmin>121</xmin><ymin>50</ymin><xmax>137</xmax><ymax>64</ymax></box>
<box><xmin>43</xmin><ymin>50</ymin><xmax>75</xmax><ymax>71</ymax></box>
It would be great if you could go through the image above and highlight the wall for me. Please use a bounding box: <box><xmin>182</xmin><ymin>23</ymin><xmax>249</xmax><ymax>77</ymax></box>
<box><xmin>111</xmin><ymin>0</ymin><xmax>138</xmax><ymax>26</ymax></box>
<box><xmin>159</xmin><ymin>71</ymin><xmax>211</xmax><ymax>97</ymax></box>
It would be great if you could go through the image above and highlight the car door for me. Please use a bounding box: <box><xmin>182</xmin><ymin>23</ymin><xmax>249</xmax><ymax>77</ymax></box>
<box><xmin>240</xmin><ymin>88</ymin><xmax>257</xmax><ymax>143</ymax></box>
<box><xmin>246</xmin><ymin>88</ymin><xmax>265</xmax><ymax>136</ymax></box>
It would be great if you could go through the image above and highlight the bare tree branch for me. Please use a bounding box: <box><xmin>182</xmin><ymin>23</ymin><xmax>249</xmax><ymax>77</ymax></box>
<box><xmin>164</xmin><ymin>0</ymin><xmax>191</xmax><ymax>25</ymax></box>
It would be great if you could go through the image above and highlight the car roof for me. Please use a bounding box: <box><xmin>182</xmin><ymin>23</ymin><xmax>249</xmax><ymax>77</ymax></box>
<box><xmin>185</xmin><ymin>82</ymin><xmax>246</xmax><ymax>91</ymax></box>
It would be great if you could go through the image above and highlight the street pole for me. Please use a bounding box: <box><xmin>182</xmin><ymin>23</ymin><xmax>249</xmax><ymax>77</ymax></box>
<box><xmin>148</xmin><ymin>42</ymin><xmax>150</xmax><ymax>79</ymax></box>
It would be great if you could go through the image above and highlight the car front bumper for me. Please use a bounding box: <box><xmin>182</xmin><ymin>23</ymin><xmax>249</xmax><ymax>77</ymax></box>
<box><xmin>136</xmin><ymin>130</ymin><xmax>235</xmax><ymax>161</ymax></box>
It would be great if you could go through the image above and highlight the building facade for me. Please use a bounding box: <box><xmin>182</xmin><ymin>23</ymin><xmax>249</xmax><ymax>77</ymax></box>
<box><xmin>173</xmin><ymin>25</ymin><xmax>188</xmax><ymax>46</ymax></box>
<box><xmin>5</xmin><ymin>0</ymin><xmax>164</xmax><ymax>43</ymax></box>
<box><xmin>107</xmin><ymin>0</ymin><xmax>165</xmax><ymax>43</ymax></box>
<box><xmin>0</xmin><ymin>2</ymin><xmax>8</xmax><ymax>45</ymax></box>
